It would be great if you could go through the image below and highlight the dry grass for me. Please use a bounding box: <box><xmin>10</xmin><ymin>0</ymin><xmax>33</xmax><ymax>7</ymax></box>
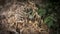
<box><xmin>0</xmin><ymin>1</ymin><xmax>49</xmax><ymax>34</ymax></box>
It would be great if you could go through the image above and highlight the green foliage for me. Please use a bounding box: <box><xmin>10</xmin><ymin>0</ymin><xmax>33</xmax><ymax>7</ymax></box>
<box><xmin>44</xmin><ymin>14</ymin><xmax>55</xmax><ymax>28</ymax></box>
<box><xmin>37</xmin><ymin>0</ymin><xmax>60</xmax><ymax>34</ymax></box>
<box><xmin>38</xmin><ymin>9</ymin><xmax>46</xmax><ymax>17</ymax></box>
<box><xmin>37</xmin><ymin>3</ymin><xmax>58</xmax><ymax>28</ymax></box>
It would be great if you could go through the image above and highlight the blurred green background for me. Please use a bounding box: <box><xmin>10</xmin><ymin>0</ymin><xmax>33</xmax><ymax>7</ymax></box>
<box><xmin>36</xmin><ymin>0</ymin><xmax>60</xmax><ymax>34</ymax></box>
